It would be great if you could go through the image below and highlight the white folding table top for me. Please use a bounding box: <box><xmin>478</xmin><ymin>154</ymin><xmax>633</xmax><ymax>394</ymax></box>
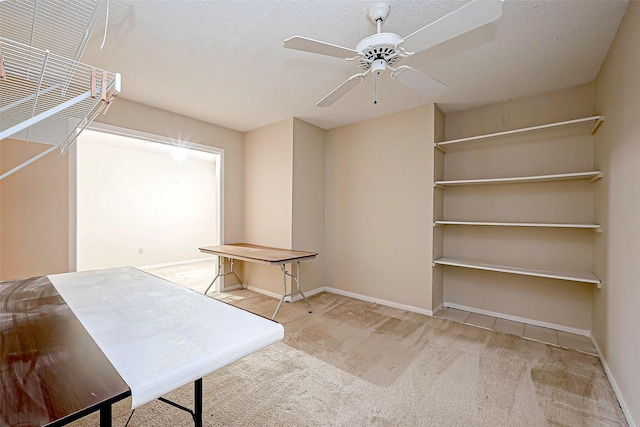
<box><xmin>48</xmin><ymin>267</ymin><xmax>284</xmax><ymax>409</ymax></box>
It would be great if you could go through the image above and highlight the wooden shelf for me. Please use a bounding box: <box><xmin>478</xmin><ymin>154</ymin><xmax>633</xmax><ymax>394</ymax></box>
<box><xmin>435</xmin><ymin>171</ymin><xmax>602</xmax><ymax>188</ymax></box>
<box><xmin>436</xmin><ymin>115</ymin><xmax>603</xmax><ymax>148</ymax></box>
<box><xmin>434</xmin><ymin>221</ymin><xmax>600</xmax><ymax>230</ymax></box>
<box><xmin>433</xmin><ymin>257</ymin><xmax>601</xmax><ymax>287</ymax></box>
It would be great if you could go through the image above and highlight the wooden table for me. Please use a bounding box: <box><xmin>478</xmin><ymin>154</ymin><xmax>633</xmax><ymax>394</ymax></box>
<box><xmin>1</xmin><ymin>268</ymin><xmax>284</xmax><ymax>427</ymax></box>
<box><xmin>0</xmin><ymin>276</ymin><xmax>130</xmax><ymax>427</ymax></box>
<box><xmin>199</xmin><ymin>243</ymin><xmax>318</xmax><ymax>319</ymax></box>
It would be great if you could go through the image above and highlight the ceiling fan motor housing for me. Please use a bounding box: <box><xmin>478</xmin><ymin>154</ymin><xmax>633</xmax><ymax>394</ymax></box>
<box><xmin>356</xmin><ymin>32</ymin><xmax>403</xmax><ymax>70</ymax></box>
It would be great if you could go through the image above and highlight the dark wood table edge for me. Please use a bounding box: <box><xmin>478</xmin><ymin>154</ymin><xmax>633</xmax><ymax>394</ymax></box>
<box><xmin>44</xmin><ymin>390</ymin><xmax>130</xmax><ymax>427</ymax></box>
<box><xmin>43</xmin><ymin>378</ymin><xmax>204</xmax><ymax>427</ymax></box>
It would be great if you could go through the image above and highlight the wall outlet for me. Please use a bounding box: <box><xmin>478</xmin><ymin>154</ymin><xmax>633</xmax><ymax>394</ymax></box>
<box><xmin>139</xmin><ymin>248</ymin><xmax>144</xmax><ymax>254</ymax></box>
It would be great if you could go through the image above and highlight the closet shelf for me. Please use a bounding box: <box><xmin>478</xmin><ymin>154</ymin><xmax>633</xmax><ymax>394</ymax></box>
<box><xmin>0</xmin><ymin>1</ymin><xmax>120</xmax><ymax>181</ymax></box>
<box><xmin>434</xmin><ymin>221</ymin><xmax>600</xmax><ymax>230</ymax></box>
<box><xmin>0</xmin><ymin>0</ymin><xmax>105</xmax><ymax>62</ymax></box>
<box><xmin>0</xmin><ymin>38</ymin><xmax>120</xmax><ymax>149</ymax></box>
<box><xmin>433</xmin><ymin>257</ymin><xmax>602</xmax><ymax>288</ymax></box>
<box><xmin>435</xmin><ymin>171</ymin><xmax>602</xmax><ymax>188</ymax></box>
<box><xmin>436</xmin><ymin>115</ymin><xmax>603</xmax><ymax>148</ymax></box>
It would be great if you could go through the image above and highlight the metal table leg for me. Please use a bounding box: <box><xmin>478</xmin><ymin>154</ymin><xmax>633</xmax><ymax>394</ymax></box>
<box><xmin>293</xmin><ymin>261</ymin><xmax>312</xmax><ymax>314</ymax></box>
<box><xmin>204</xmin><ymin>257</ymin><xmax>244</xmax><ymax>295</ymax></box>
<box><xmin>157</xmin><ymin>379</ymin><xmax>203</xmax><ymax>427</ymax></box>
<box><xmin>271</xmin><ymin>262</ymin><xmax>312</xmax><ymax>319</ymax></box>
<box><xmin>194</xmin><ymin>378</ymin><xmax>203</xmax><ymax>427</ymax></box>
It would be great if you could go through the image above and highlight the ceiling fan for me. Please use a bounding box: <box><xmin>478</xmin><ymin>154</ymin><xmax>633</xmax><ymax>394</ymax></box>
<box><xmin>284</xmin><ymin>0</ymin><xmax>504</xmax><ymax>107</ymax></box>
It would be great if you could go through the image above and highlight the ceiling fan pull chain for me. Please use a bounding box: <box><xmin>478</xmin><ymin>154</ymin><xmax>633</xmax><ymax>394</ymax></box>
<box><xmin>374</xmin><ymin>72</ymin><xmax>378</xmax><ymax>104</ymax></box>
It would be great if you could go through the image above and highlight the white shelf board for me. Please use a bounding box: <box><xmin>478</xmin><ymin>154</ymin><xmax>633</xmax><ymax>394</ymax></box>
<box><xmin>433</xmin><ymin>257</ymin><xmax>601</xmax><ymax>287</ymax></box>
<box><xmin>437</xmin><ymin>115</ymin><xmax>603</xmax><ymax>147</ymax></box>
<box><xmin>435</xmin><ymin>171</ymin><xmax>602</xmax><ymax>187</ymax></box>
<box><xmin>434</xmin><ymin>221</ymin><xmax>600</xmax><ymax>230</ymax></box>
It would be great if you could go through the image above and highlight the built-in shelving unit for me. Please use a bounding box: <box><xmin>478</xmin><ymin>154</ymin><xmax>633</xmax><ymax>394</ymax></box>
<box><xmin>436</xmin><ymin>115</ymin><xmax>604</xmax><ymax>150</ymax></box>
<box><xmin>434</xmin><ymin>221</ymin><xmax>600</xmax><ymax>230</ymax></box>
<box><xmin>433</xmin><ymin>257</ymin><xmax>602</xmax><ymax>288</ymax></box>
<box><xmin>434</xmin><ymin>114</ymin><xmax>603</xmax><ymax>289</ymax></box>
<box><xmin>435</xmin><ymin>171</ymin><xmax>602</xmax><ymax>188</ymax></box>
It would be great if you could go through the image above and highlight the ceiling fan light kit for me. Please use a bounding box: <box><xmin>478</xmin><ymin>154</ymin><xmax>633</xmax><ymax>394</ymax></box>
<box><xmin>283</xmin><ymin>0</ymin><xmax>504</xmax><ymax>107</ymax></box>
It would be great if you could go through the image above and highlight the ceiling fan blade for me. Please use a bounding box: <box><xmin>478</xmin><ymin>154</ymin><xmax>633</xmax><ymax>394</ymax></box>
<box><xmin>284</xmin><ymin>36</ymin><xmax>360</xmax><ymax>59</ymax></box>
<box><xmin>401</xmin><ymin>0</ymin><xmax>504</xmax><ymax>54</ymax></box>
<box><xmin>317</xmin><ymin>73</ymin><xmax>367</xmax><ymax>107</ymax></box>
<box><xmin>391</xmin><ymin>66</ymin><xmax>449</xmax><ymax>99</ymax></box>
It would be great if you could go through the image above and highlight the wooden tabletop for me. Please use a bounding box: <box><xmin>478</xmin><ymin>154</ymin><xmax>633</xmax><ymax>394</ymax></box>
<box><xmin>0</xmin><ymin>276</ymin><xmax>129</xmax><ymax>427</ymax></box>
<box><xmin>199</xmin><ymin>243</ymin><xmax>317</xmax><ymax>265</ymax></box>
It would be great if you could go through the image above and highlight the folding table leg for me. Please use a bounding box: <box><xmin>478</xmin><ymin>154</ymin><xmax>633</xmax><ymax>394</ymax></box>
<box><xmin>194</xmin><ymin>378</ymin><xmax>203</xmax><ymax>427</ymax></box>
<box><xmin>99</xmin><ymin>404</ymin><xmax>112</xmax><ymax>427</ymax></box>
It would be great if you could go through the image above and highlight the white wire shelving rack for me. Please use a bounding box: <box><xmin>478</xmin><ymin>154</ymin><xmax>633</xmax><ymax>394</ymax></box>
<box><xmin>0</xmin><ymin>0</ymin><xmax>121</xmax><ymax>180</ymax></box>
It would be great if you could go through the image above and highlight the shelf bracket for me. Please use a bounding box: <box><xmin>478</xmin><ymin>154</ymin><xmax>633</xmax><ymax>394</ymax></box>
<box><xmin>434</xmin><ymin>143</ymin><xmax>446</xmax><ymax>154</ymax></box>
<box><xmin>591</xmin><ymin>172</ymin><xmax>603</xmax><ymax>182</ymax></box>
<box><xmin>591</xmin><ymin>116</ymin><xmax>605</xmax><ymax>135</ymax></box>
<box><xmin>0</xmin><ymin>144</ymin><xmax>59</xmax><ymax>181</ymax></box>
<box><xmin>434</xmin><ymin>184</ymin><xmax>445</xmax><ymax>190</ymax></box>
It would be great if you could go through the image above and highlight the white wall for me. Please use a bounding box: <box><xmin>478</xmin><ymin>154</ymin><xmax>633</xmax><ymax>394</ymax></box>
<box><xmin>96</xmin><ymin>98</ymin><xmax>245</xmax><ymax>243</ymax></box>
<box><xmin>593</xmin><ymin>2</ymin><xmax>640</xmax><ymax>424</ymax></box>
<box><xmin>76</xmin><ymin>130</ymin><xmax>217</xmax><ymax>270</ymax></box>
<box><xmin>325</xmin><ymin>105</ymin><xmax>436</xmax><ymax>312</ymax></box>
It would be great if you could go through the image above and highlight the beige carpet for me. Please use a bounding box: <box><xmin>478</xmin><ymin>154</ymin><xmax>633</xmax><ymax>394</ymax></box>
<box><xmin>68</xmin><ymin>286</ymin><xmax>626</xmax><ymax>427</ymax></box>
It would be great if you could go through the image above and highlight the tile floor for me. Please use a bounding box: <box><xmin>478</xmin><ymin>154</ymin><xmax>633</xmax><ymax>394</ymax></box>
<box><xmin>434</xmin><ymin>307</ymin><xmax>597</xmax><ymax>355</ymax></box>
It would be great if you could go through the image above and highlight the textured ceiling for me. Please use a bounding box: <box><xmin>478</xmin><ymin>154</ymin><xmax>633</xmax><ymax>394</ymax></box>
<box><xmin>80</xmin><ymin>1</ymin><xmax>629</xmax><ymax>132</ymax></box>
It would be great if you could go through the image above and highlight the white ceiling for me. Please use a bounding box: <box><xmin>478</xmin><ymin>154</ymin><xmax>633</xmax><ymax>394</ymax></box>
<box><xmin>80</xmin><ymin>1</ymin><xmax>629</xmax><ymax>133</ymax></box>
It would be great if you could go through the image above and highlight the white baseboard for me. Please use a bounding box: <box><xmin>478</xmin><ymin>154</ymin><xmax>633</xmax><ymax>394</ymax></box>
<box><xmin>323</xmin><ymin>287</ymin><xmax>434</xmax><ymax>316</ymax></box>
<box><xmin>590</xmin><ymin>335</ymin><xmax>637</xmax><ymax>427</ymax></box>
<box><xmin>432</xmin><ymin>301</ymin><xmax>445</xmax><ymax>315</ymax></box>
<box><xmin>240</xmin><ymin>285</ymin><xmax>433</xmax><ymax>316</ymax></box>
<box><xmin>222</xmin><ymin>284</ymin><xmax>243</xmax><ymax>292</ymax></box>
<box><xmin>140</xmin><ymin>258</ymin><xmax>213</xmax><ymax>269</ymax></box>
<box><xmin>444</xmin><ymin>302</ymin><xmax>591</xmax><ymax>337</ymax></box>
<box><xmin>244</xmin><ymin>285</ymin><xmax>282</xmax><ymax>300</ymax></box>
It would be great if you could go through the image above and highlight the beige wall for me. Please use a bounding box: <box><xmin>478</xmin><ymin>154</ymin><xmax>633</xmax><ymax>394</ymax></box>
<box><xmin>292</xmin><ymin>118</ymin><xmax>326</xmax><ymax>290</ymax></box>
<box><xmin>593</xmin><ymin>2</ymin><xmax>640</xmax><ymax>424</ymax></box>
<box><xmin>242</xmin><ymin>118</ymin><xmax>325</xmax><ymax>295</ymax></box>
<box><xmin>442</xmin><ymin>84</ymin><xmax>597</xmax><ymax>331</ymax></box>
<box><xmin>76</xmin><ymin>130</ymin><xmax>217</xmax><ymax>270</ymax></box>
<box><xmin>242</xmin><ymin>118</ymin><xmax>294</xmax><ymax>295</ymax></box>
<box><xmin>325</xmin><ymin>105</ymin><xmax>436</xmax><ymax>312</ymax></box>
<box><xmin>243</xmin><ymin>118</ymin><xmax>293</xmax><ymax>248</ymax></box>
<box><xmin>0</xmin><ymin>139</ymin><xmax>70</xmax><ymax>280</ymax></box>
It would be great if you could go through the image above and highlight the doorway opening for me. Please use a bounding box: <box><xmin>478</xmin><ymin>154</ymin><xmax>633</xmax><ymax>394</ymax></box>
<box><xmin>72</xmin><ymin>125</ymin><xmax>223</xmax><ymax>290</ymax></box>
